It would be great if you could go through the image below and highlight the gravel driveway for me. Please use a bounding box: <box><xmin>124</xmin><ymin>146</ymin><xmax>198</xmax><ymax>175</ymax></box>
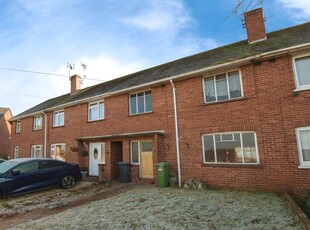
<box><xmin>8</xmin><ymin>186</ymin><xmax>305</xmax><ymax>230</ymax></box>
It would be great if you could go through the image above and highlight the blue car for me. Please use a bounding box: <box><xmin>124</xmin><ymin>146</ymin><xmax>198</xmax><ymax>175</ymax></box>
<box><xmin>0</xmin><ymin>158</ymin><xmax>82</xmax><ymax>199</ymax></box>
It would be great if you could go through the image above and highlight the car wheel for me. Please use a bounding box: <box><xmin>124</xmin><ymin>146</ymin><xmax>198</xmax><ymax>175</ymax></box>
<box><xmin>61</xmin><ymin>175</ymin><xmax>76</xmax><ymax>189</ymax></box>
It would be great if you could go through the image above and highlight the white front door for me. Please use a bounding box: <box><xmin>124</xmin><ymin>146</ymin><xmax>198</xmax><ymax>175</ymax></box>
<box><xmin>89</xmin><ymin>143</ymin><xmax>102</xmax><ymax>176</ymax></box>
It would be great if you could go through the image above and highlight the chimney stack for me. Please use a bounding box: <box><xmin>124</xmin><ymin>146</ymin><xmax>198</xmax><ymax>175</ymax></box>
<box><xmin>244</xmin><ymin>8</ymin><xmax>267</xmax><ymax>44</ymax></box>
<box><xmin>70</xmin><ymin>74</ymin><xmax>81</xmax><ymax>94</ymax></box>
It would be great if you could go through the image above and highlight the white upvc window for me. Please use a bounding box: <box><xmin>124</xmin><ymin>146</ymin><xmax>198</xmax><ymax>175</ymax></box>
<box><xmin>88</xmin><ymin>101</ymin><xmax>104</xmax><ymax>121</ymax></box>
<box><xmin>130</xmin><ymin>141</ymin><xmax>140</xmax><ymax>164</ymax></box>
<box><xmin>14</xmin><ymin>146</ymin><xmax>19</xmax><ymax>158</ymax></box>
<box><xmin>31</xmin><ymin>145</ymin><xmax>43</xmax><ymax>158</ymax></box>
<box><xmin>296</xmin><ymin>127</ymin><xmax>310</xmax><ymax>168</ymax></box>
<box><xmin>203</xmin><ymin>70</ymin><xmax>243</xmax><ymax>103</ymax></box>
<box><xmin>33</xmin><ymin>115</ymin><xmax>42</xmax><ymax>130</ymax></box>
<box><xmin>51</xmin><ymin>143</ymin><xmax>66</xmax><ymax>161</ymax></box>
<box><xmin>53</xmin><ymin>111</ymin><xmax>64</xmax><ymax>127</ymax></box>
<box><xmin>202</xmin><ymin>132</ymin><xmax>259</xmax><ymax>164</ymax></box>
<box><xmin>16</xmin><ymin>120</ymin><xmax>21</xmax><ymax>133</ymax></box>
<box><xmin>293</xmin><ymin>55</ymin><xmax>310</xmax><ymax>90</ymax></box>
<box><xmin>129</xmin><ymin>90</ymin><xmax>152</xmax><ymax>115</ymax></box>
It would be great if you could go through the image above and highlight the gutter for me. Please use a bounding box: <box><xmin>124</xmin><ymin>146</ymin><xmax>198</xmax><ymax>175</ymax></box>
<box><xmin>170</xmin><ymin>79</ymin><xmax>182</xmax><ymax>188</ymax></box>
<box><xmin>10</xmin><ymin>42</ymin><xmax>310</xmax><ymax>121</ymax></box>
<box><xmin>41</xmin><ymin>111</ymin><xmax>47</xmax><ymax>158</ymax></box>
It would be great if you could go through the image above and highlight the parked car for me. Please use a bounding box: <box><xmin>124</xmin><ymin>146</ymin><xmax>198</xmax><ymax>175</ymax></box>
<box><xmin>0</xmin><ymin>158</ymin><xmax>82</xmax><ymax>199</ymax></box>
<box><xmin>0</xmin><ymin>159</ymin><xmax>6</xmax><ymax>164</ymax></box>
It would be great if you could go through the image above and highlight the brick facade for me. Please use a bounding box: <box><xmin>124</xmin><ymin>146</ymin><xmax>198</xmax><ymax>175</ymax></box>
<box><xmin>0</xmin><ymin>109</ymin><xmax>12</xmax><ymax>157</ymax></box>
<box><xmin>10</xmin><ymin>52</ymin><xmax>310</xmax><ymax>193</ymax></box>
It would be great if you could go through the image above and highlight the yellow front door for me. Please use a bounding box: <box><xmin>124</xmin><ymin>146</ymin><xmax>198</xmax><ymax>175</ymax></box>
<box><xmin>140</xmin><ymin>141</ymin><xmax>153</xmax><ymax>179</ymax></box>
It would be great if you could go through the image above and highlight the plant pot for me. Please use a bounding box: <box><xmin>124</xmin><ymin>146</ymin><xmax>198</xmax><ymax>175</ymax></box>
<box><xmin>81</xmin><ymin>171</ymin><xmax>87</xmax><ymax>179</ymax></box>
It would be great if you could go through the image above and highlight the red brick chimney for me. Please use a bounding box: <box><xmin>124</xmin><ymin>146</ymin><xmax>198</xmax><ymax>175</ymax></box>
<box><xmin>70</xmin><ymin>74</ymin><xmax>81</xmax><ymax>94</ymax></box>
<box><xmin>244</xmin><ymin>8</ymin><xmax>267</xmax><ymax>44</ymax></box>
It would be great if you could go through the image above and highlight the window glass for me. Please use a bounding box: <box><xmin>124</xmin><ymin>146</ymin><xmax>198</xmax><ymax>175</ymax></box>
<box><xmin>204</xmin><ymin>77</ymin><xmax>216</xmax><ymax>102</ymax></box>
<box><xmin>203</xmin><ymin>132</ymin><xmax>258</xmax><ymax>164</ymax></box>
<box><xmin>299</xmin><ymin>130</ymin><xmax>310</xmax><ymax>163</ymax></box>
<box><xmin>130</xmin><ymin>95</ymin><xmax>137</xmax><ymax>114</ymax></box>
<box><xmin>216</xmin><ymin>74</ymin><xmax>229</xmax><ymax>101</ymax></box>
<box><xmin>31</xmin><ymin>145</ymin><xmax>43</xmax><ymax>158</ymax></box>
<box><xmin>228</xmin><ymin>71</ymin><xmax>242</xmax><ymax>98</ymax></box>
<box><xmin>203</xmin><ymin>136</ymin><xmax>215</xmax><ymax>162</ymax></box>
<box><xmin>204</xmin><ymin>71</ymin><xmax>242</xmax><ymax>103</ymax></box>
<box><xmin>137</xmin><ymin>92</ymin><xmax>144</xmax><ymax>113</ymax></box>
<box><xmin>88</xmin><ymin>102</ymin><xmax>104</xmax><ymax>121</ymax></box>
<box><xmin>16</xmin><ymin>121</ymin><xmax>21</xmax><ymax>133</ymax></box>
<box><xmin>145</xmin><ymin>91</ymin><xmax>152</xmax><ymax>112</ymax></box>
<box><xmin>53</xmin><ymin>111</ymin><xmax>64</xmax><ymax>127</ymax></box>
<box><xmin>34</xmin><ymin>116</ymin><xmax>42</xmax><ymax>130</ymax></box>
<box><xmin>14</xmin><ymin>146</ymin><xmax>19</xmax><ymax>159</ymax></box>
<box><xmin>131</xmin><ymin>142</ymin><xmax>139</xmax><ymax>164</ymax></box>
<box><xmin>142</xmin><ymin>142</ymin><xmax>152</xmax><ymax>152</ymax></box>
<box><xmin>16</xmin><ymin>161</ymin><xmax>39</xmax><ymax>173</ymax></box>
<box><xmin>51</xmin><ymin>144</ymin><xmax>66</xmax><ymax>161</ymax></box>
<box><xmin>295</xmin><ymin>56</ymin><xmax>310</xmax><ymax>87</ymax></box>
<box><xmin>40</xmin><ymin>160</ymin><xmax>62</xmax><ymax>169</ymax></box>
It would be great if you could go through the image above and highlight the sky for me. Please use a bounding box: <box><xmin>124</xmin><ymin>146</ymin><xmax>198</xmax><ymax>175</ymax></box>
<box><xmin>0</xmin><ymin>0</ymin><xmax>309</xmax><ymax>116</ymax></box>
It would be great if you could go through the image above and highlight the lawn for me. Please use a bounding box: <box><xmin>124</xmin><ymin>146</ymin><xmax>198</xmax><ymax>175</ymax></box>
<box><xmin>8</xmin><ymin>186</ymin><xmax>305</xmax><ymax>230</ymax></box>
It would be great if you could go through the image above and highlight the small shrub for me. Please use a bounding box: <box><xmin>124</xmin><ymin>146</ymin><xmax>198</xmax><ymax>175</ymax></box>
<box><xmin>304</xmin><ymin>190</ymin><xmax>310</xmax><ymax>215</ymax></box>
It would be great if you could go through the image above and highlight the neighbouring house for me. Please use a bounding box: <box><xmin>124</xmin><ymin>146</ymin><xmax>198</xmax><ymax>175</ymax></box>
<box><xmin>0</xmin><ymin>107</ymin><xmax>12</xmax><ymax>158</ymax></box>
<box><xmin>9</xmin><ymin>8</ymin><xmax>310</xmax><ymax>193</ymax></box>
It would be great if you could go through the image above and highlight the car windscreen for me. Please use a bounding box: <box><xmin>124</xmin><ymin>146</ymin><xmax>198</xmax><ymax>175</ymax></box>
<box><xmin>0</xmin><ymin>161</ymin><xmax>19</xmax><ymax>174</ymax></box>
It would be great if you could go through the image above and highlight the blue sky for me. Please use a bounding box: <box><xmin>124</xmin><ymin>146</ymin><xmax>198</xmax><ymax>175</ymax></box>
<box><xmin>0</xmin><ymin>0</ymin><xmax>309</xmax><ymax>116</ymax></box>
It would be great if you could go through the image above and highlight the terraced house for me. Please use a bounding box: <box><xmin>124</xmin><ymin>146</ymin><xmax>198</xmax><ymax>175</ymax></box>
<box><xmin>10</xmin><ymin>8</ymin><xmax>310</xmax><ymax>193</ymax></box>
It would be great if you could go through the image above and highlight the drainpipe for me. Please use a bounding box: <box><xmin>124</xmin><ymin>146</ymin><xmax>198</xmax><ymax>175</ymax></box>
<box><xmin>41</xmin><ymin>111</ymin><xmax>47</xmax><ymax>158</ymax></box>
<box><xmin>170</xmin><ymin>79</ymin><xmax>182</xmax><ymax>188</ymax></box>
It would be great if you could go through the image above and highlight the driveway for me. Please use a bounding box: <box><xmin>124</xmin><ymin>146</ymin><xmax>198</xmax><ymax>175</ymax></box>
<box><xmin>4</xmin><ymin>185</ymin><xmax>306</xmax><ymax>230</ymax></box>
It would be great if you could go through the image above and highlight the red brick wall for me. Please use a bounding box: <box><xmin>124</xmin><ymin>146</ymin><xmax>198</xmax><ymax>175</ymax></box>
<box><xmin>0</xmin><ymin>111</ymin><xmax>11</xmax><ymax>157</ymax></box>
<box><xmin>10</xmin><ymin>54</ymin><xmax>310</xmax><ymax>193</ymax></box>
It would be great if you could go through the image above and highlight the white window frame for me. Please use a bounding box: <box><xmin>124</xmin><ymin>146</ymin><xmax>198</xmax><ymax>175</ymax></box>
<box><xmin>202</xmin><ymin>131</ymin><xmax>259</xmax><ymax>165</ymax></box>
<box><xmin>293</xmin><ymin>54</ymin><xmax>310</xmax><ymax>91</ymax></box>
<box><xmin>296</xmin><ymin>126</ymin><xmax>310</xmax><ymax>168</ymax></box>
<box><xmin>31</xmin><ymin>145</ymin><xmax>43</xmax><ymax>158</ymax></box>
<box><xmin>16</xmin><ymin>120</ymin><xmax>21</xmax><ymax>133</ymax></box>
<box><xmin>33</xmin><ymin>115</ymin><xmax>42</xmax><ymax>130</ymax></box>
<box><xmin>50</xmin><ymin>143</ymin><xmax>66</xmax><ymax>161</ymax></box>
<box><xmin>14</xmin><ymin>146</ymin><xmax>19</xmax><ymax>159</ymax></box>
<box><xmin>88</xmin><ymin>101</ymin><xmax>104</xmax><ymax>121</ymax></box>
<box><xmin>53</xmin><ymin>110</ymin><xmax>64</xmax><ymax>127</ymax></box>
<box><xmin>129</xmin><ymin>90</ymin><xmax>152</xmax><ymax>115</ymax></box>
<box><xmin>203</xmin><ymin>70</ymin><xmax>243</xmax><ymax>103</ymax></box>
<box><xmin>130</xmin><ymin>141</ymin><xmax>140</xmax><ymax>165</ymax></box>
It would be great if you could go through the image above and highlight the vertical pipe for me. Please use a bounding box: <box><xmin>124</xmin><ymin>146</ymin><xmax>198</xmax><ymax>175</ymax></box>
<box><xmin>170</xmin><ymin>79</ymin><xmax>182</xmax><ymax>188</ymax></box>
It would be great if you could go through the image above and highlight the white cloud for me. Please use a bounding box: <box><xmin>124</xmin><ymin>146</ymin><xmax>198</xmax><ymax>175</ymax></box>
<box><xmin>121</xmin><ymin>0</ymin><xmax>190</xmax><ymax>32</ymax></box>
<box><xmin>277</xmin><ymin>0</ymin><xmax>310</xmax><ymax>19</ymax></box>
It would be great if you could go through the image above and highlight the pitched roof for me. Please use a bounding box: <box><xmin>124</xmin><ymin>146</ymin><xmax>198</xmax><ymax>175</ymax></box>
<box><xmin>14</xmin><ymin>22</ymin><xmax>310</xmax><ymax>119</ymax></box>
<box><xmin>0</xmin><ymin>107</ymin><xmax>10</xmax><ymax>119</ymax></box>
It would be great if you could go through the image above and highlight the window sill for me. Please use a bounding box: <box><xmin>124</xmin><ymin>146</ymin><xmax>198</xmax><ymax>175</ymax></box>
<box><xmin>201</xmin><ymin>163</ymin><xmax>262</xmax><ymax>168</ymax></box>
<box><xmin>131</xmin><ymin>163</ymin><xmax>139</xmax><ymax>167</ymax></box>
<box><xmin>129</xmin><ymin>111</ymin><xmax>153</xmax><ymax>117</ymax></box>
<box><xmin>33</xmin><ymin>129</ymin><xmax>42</xmax><ymax>132</ymax></box>
<box><xmin>52</xmin><ymin>125</ymin><xmax>64</xmax><ymax>129</ymax></box>
<box><xmin>298</xmin><ymin>165</ymin><xmax>310</xmax><ymax>169</ymax></box>
<box><xmin>294</xmin><ymin>87</ymin><xmax>310</xmax><ymax>93</ymax></box>
<box><xmin>203</xmin><ymin>97</ymin><xmax>247</xmax><ymax>106</ymax></box>
<box><xmin>87</xmin><ymin>119</ymin><xmax>105</xmax><ymax>123</ymax></box>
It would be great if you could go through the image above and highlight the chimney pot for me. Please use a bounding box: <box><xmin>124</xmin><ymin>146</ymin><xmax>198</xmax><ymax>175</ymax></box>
<box><xmin>244</xmin><ymin>8</ymin><xmax>267</xmax><ymax>44</ymax></box>
<box><xmin>70</xmin><ymin>74</ymin><xmax>81</xmax><ymax>94</ymax></box>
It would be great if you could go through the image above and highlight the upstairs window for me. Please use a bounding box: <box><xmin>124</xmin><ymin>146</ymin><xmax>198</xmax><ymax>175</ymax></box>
<box><xmin>204</xmin><ymin>71</ymin><xmax>242</xmax><ymax>103</ymax></box>
<box><xmin>31</xmin><ymin>145</ymin><xmax>43</xmax><ymax>158</ymax></box>
<box><xmin>53</xmin><ymin>111</ymin><xmax>64</xmax><ymax>127</ymax></box>
<box><xmin>296</xmin><ymin>127</ymin><xmax>310</xmax><ymax>168</ymax></box>
<box><xmin>16</xmin><ymin>120</ymin><xmax>21</xmax><ymax>133</ymax></box>
<box><xmin>33</xmin><ymin>115</ymin><xmax>42</xmax><ymax>130</ymax></box>
<box><xmin>130</xmin><ymin>90</ymin><xmax>152</xmax><ymax>115</ymax></box>
<box><xmin>88</xmin><ymin>101</ymin><xmax>104</xmax><ymax>121</ymax></box>
<box><xmin>202</xmin><ymin>132</ymin><xmax>259</xmax><ymax>164</ymax></box>
<box><xmin>294</xmin><ymin>55</ymin><xmax>310</xmax><ymax>89</ymax></box>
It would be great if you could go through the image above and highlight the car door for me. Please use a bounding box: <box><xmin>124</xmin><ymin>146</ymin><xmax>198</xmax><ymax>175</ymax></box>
<box><xmin>36</xmin><ymin>160</ymin><xmax>66</xmax><ymax>188</ymax></box>
<box><xmin>5</xmin><ymin>160</ymin><xmax>40</xmax><ymax>196</ymax></box>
